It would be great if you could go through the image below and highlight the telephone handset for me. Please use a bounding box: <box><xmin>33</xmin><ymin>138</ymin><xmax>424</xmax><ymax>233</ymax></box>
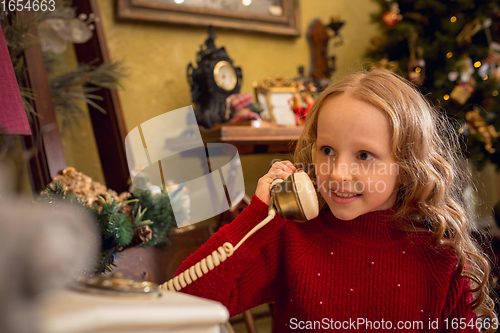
<box><xmin>159</xmin><ymin>171</ymin><xmax>319</xmax><ymax>292</ymax></box>
<box><xmin>269</xmin><ymin>171</ymin><xmax>319</xmax><ymax>222</ymax></box>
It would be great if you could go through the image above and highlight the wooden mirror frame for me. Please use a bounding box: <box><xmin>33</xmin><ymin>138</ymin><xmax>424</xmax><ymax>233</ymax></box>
<box><xmin>116</xmin><ymin>0</ymin><xmax>300</xmax><ymax>37</ymax></box>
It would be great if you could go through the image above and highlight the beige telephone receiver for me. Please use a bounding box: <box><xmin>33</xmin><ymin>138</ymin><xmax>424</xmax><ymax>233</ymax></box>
<box><xmin>269</xmin><ymin>171</ymin><xmax>319</xmax><ymax>222</ymax></box>
<box><xmin>160</xmin><ymin>171</ymin><xmax>319</xmax><ymax>291</ymax></box>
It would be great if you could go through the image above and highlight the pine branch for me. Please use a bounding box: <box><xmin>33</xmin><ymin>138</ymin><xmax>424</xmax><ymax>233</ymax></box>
<box><xmin>94</xmin><ymin>196</ymin><xmax>135</xmax><ymax>250</ymax></box>
<box><xmin>49</xmin><ymin>61</ymin><xmax>127</xmax><ymax>127</ymax></box>
<box><xmin>131</xmin><ymin>190</ymin><xmax>177</xmax><ymax>247</ymax></box>
<box><xmin>2</xmin><ymin>2</ymin><xmax>127</xmax><ymax>129</ymax></box>
<box><xmin>39</xmin><ymin>180</ymin><xmax>88</xmax><ymax>206</ymax></box>
<box><xmin>38</xmin><ymin>176</ymin><xmax>176</xmax><ymax>275</ymax></box>
<box><xmin>50</xmin><ymin>62</ymin><xmax>125</xmax><ymax>91</ymax></box>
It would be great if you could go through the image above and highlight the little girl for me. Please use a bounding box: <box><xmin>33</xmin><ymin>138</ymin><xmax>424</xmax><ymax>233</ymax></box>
<box><xmin>164</xmin><ymin>68</ymin><xmax>497</xmax><ymax>332</ymax></box>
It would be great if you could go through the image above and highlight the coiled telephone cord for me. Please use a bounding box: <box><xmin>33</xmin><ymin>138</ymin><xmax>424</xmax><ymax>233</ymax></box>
<box><xmin>159</xmin><ymin>209</ymin><xmax>276</xmax><ymax>292</ymax></box>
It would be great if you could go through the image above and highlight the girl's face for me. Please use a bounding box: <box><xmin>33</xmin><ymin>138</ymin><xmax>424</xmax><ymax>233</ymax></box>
<box><xmin>315</xmin><ymin>92</ymin><xmax>399</xmax><ymax>221</ymax></box>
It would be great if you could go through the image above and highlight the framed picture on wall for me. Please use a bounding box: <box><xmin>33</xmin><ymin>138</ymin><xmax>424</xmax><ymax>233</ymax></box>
<box><xmin>116</xmin><ymin>0</ymin><xmax>300</xmax><ymax>37</ymax></box>
<box><xmin>254</xmin><ymin>78</ymin><xmax>297</xmax><ymax>126</ymax></box>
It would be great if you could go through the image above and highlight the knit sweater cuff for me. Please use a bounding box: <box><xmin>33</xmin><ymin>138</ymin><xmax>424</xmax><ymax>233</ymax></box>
<box><xmin>219</xmin><ymin>194</ymin><xmax>288</xmax><ymax>248</ymax></box>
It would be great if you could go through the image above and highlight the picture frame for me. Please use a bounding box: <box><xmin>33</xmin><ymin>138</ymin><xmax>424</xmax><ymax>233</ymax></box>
<box><xmin>116</xmin><ymin>0</ymin><xmax>300</xmax><ymax>37</ymax></box>
<box><xmin>254</xmin><ymin>77</ymin><xmax>298</xmax><ymax>126</ymax></box>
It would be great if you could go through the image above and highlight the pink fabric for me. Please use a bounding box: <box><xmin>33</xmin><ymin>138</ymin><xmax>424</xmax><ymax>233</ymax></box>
<box><xmin>0</xmin><ymin>25</ymin><xmax>30</xmax><ymax>135</ymax></box>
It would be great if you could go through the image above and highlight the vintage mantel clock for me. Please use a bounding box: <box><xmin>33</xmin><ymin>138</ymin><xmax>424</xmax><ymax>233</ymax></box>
<box><xmin>187</xmin><ymin>26</ymin><xmax>242</xmax><ymax>128</ymax></box>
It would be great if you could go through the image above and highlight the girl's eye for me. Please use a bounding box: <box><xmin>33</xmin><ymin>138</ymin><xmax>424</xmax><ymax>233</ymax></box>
<box><xmin>358</xmin><ymin>151</ymin><xmax>374</xmax><ymax>161</ymax></box>
<box><xmin>321</xmin><ymin>147</ymin><xmax>335</xmax><ymax>156</ymax></box>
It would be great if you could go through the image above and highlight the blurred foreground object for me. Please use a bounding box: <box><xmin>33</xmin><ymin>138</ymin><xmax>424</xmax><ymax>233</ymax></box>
<box><xmin>36</xmin><ymin>281</ymin><xmax>229</xmax><ymax>333</ymax></box>
<box><xmin>0</xmin><ymin>166</ymin><xmax>97</xmax><ymax>333</ymax></box>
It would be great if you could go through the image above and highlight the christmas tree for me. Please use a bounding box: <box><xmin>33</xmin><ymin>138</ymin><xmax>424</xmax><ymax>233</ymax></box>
<box><xmin>366</xmin><ymin>0</ymin><xmax>500</xmax><ymax>169</ymax></box>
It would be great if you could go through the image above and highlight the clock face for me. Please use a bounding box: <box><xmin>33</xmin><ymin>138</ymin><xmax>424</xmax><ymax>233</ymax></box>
<box><xmin>213</xmin><ymin>61</ymin><xmax>237</xmax><ymax>91</ymax></box>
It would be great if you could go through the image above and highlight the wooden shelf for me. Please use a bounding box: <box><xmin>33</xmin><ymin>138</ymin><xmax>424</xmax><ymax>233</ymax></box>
<box><xmin>200</xmin><ymin>122</ymin><xmax>303</xmax><ymax>154</ymax></box>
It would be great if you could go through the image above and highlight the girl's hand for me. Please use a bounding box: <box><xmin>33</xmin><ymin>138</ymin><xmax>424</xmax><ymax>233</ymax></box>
<box><xmin>256</xmin><ymin>160</ymin><xmax>296</xmax><ymax>205</ymax></box>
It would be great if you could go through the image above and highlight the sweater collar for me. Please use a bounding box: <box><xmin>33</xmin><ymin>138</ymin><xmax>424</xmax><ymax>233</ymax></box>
<box><xmin>317</xmin><ymin>207</ymin><xmax>408</xmax><ymax>244</ymax></box>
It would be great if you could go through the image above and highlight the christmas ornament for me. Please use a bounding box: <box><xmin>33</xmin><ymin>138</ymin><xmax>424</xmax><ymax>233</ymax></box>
<box><xmin>491</xmin><ymin>67</ymin><xmax>500</xmax><ymax>81</ymax></box>
<box><xmin>490</xmin><ymin>41</ymin><xmax>500</xmax><ymax>52</ymax></box>
<box><xmin>373</xmin><ymin>58</ymin><xmax>399</xmax><ymax>72</ymax></box>
<box><xmin>464</xmin><ymin>106</ymin><xmax>499</xmax><ymax>153</ymax></box>
<box><xmin>456</xmin><ymin>18</ymin><xmax>483</xmax><ymax>46</ymax></box>
<box><xmin>302</xmin><ymin>83</ymin><xmax>316</xmax><ymax>107</ymax></box>
<box><xmin>408</xmin><ymin>33</ymin><xmax>425</xmax><ymax>85</ymax></box>
<box><xmin>485</xmin><ymin>52</ymin><xmax>500</xmax><ymax>65</ymax></box>
<box><xmin>478</xmin><ymin>63</ymin><xmax>490</xmax><ymax>78</ymax></box>
<box><xmin>289</xmin><ymin>83</ymin><xmax>315</xmax><ymax>125</ymax></box>
<box><xmin>408</xmin><ymin>58</ymin><xmax>425</xmax><ymax>85</ymax></box>
<box><xmin>457</xmin><ymin>57</ymin><xmax>475</xmax><ymax>82</ymax></box>
<box><xmin>382</xmin><ymin>2</ymin><xmax>402</xmax><ymax>28</ymax></box>
<box><xmin>485</xmin><ymin>52</ymin><xmax>500</xmax><ymax>81</ymax></box>
<box><xmin>450</xmin><ymin>82</ymin><xmax>474</xmax><ymax>105</ymax></box>
<box><xmin>448</xmin><ymin>71</ymin><xmax>459</xmax><ymax>82</ymax></box>
<box><xmin>301</xmin><ymin>83</ymin><xmax>316</xmax><ymax>121</ymax></box>
<box><xmin>369</xmin><ymin>35</ymin><xmax>386</xmax><ymax>53</ymax></box>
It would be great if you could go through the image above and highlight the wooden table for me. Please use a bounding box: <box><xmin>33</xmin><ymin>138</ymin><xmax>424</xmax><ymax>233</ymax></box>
<box><xmin>200</xmin><ymin>121</ymin><xmax>303</xmax><ymax>154</ymax></box>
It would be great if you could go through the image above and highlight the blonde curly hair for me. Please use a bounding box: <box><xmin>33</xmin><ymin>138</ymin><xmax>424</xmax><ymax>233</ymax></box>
<box><xmin>294</xmin><ymin>67</ymin><xmax>496</xmax><ymax>326</ymax></box>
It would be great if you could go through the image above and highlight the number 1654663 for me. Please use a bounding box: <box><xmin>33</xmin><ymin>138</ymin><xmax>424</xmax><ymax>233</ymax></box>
<box><xmin>2</xmin><ymin>0</ymin><xmax>55</xmax><ymax>12</ymax></box>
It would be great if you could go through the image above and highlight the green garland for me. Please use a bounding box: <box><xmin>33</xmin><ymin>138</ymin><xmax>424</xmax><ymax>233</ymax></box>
<box><xmin>130</xmin><ymin>189</ymin><xmax>177</xmax><ymax>247</ymax></box>
<box><xmin>39</xmin><ymin>181</ymin><xmax>177</xmax><ymax>274</ymax></box>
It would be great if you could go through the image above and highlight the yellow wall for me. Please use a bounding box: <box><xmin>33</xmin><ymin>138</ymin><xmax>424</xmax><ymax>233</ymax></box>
<box><xmin>56</xmin><ymin>44</ymin><xmax>106</xmax><ymax>185</ymax></box>
<box><xmin>53</xmin><ymin>1</ymin><xmax>500</xmax><ymax>233</ymax></box>
<box><xmin>97</xmin><ymin>0</ymin><xmax>378</xmax><ymax>131</ymax></box>
<box><xmin>91</xmin><ymin>0</ymin><xmax>378</xmax><ymax>200</ymax></box>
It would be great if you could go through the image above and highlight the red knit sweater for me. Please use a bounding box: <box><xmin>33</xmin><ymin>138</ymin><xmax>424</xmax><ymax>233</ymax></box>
<box><xmin>175</xmin><ymin>195</ymin><xmax>477</xmax><ymax>332</ymax></box>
